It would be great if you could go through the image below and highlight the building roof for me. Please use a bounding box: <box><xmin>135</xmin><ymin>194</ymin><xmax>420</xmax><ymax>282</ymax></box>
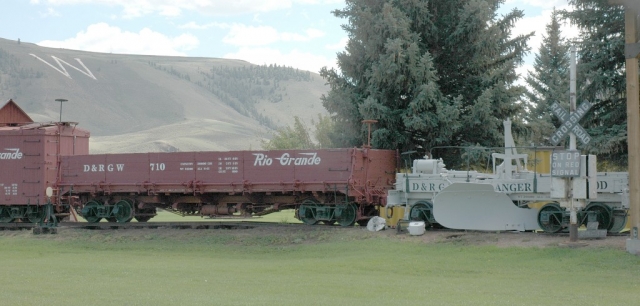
<box><xmin>0</xmin><ymin>99</ymin><xmax>34</xmax><ymax>126</ymax></box>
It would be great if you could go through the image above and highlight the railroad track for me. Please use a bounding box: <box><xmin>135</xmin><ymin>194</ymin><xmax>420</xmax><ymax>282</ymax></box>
<box><xmin>2</xmin><ymin>221</ymin><xmax>629</xmax><ymax>237</ymax></box>
<box><xmin>0</xmin><ymin>221</ymin><xmax>303</xmax><ymax>232</ymax></box>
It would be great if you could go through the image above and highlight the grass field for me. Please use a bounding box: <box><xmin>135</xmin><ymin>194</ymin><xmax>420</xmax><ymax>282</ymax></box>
<box><xmin>145</xmin><ymin>209</ymin><xmax>302</xmax><ymax>223</ymax></box>
<box><xmin>1</xmin><ymin>224</ymin><xmax>639</xmax><ymax>306</ymax></box>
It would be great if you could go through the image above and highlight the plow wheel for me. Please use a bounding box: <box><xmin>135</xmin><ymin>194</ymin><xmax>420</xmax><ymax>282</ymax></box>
<box><xmin>0</xmin><ymin>207</ymin><xmax>14</xmax><ymax>223</ymax></box>
<box><xmin>26</xmin><ymin>206</ymin><xmax>45</xmax><ymax>223</ymax></box>
<box><xmin>113</xmin><ymin>199</ymin><xmax>134</xmax><ymax>223</ymax></box>
<box><xmin>81</xmin><ymin>200</ymin><xmax>103</xmax><ymax>223</ymax></box>
<box><xmin>336</xmin><ymin>204</ymin><xmax>356</xmax><ymax>227</ymax></box>
<box><xmin>298</xmin><ymin>200</ymin><xmax>319</xmax><ymax>225</ymax></box>
<box><xmin>537</xmin><ymin>203</ymin><xmax>564</xmax><ymax>233</ymax></box>
<box><xmin>409</xmin><ymin>201</ymin><xmax>435</xmax><ymax>227</ymax></box>
<box><xmin>584</xmin><ymin>203</ymin><xmax>613</xmax><ymax>231</ymax></box>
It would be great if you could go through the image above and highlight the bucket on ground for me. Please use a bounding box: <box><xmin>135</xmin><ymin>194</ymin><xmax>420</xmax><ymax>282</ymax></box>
<box><xmin>407</xmin><ymin>221</ymin><xmax>425</xmax><ymax>236</ymax></box>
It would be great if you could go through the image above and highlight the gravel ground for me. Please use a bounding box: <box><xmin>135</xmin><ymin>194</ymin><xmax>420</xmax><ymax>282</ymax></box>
<box><xmin>1</xmin><ymin>223</ymin><xmax>632</xmax><ymax>251</ymax></box>
<box><xmin>255</xmin><ymin>223</ymin><xmax>631</xmax><ymax>250</ymax></box>
<box><xmin>195</xmin><ymin>224</ymin><xmax>633</xmax><ymax>250</ymax></box>
<box><xmin>388</xmin><ymin>228</ymin><xmax>631</xmax><ymax>249</ymax></box>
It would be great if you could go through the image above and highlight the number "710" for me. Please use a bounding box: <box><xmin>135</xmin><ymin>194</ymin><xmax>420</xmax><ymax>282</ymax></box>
<box><xmin>150</xmin><ymin>163</ymin><xmax>166</xmax><ymax>171</ymax></box>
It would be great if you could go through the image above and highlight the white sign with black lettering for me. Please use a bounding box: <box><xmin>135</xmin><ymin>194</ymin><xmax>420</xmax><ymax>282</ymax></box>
<box><xmin>551</xmin><ymin>150</ymin><xmax>581</xmax><ymax>177</ymax></box>
<box><xmin>549</xmin><ymin>101</ymin><xmax>592</xmax><ymax>146</ymax></box>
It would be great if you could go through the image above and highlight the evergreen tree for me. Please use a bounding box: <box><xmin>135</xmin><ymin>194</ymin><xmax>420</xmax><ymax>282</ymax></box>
<box><xmin>524</xmin><ymin>9</ymin><xmax>570</xmax><ymax>146</ymax></box>
<box><xmin>563</xmin><ymin>0</ymin><xmax>627</xmax><ymax>166</ymax></box>
<box><xmin>320</xmin><ymin>0</ymin><xmax>532</xmax><ymax>167</ymax></box>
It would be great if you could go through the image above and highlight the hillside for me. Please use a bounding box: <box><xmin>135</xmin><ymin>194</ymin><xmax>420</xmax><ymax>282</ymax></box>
<box><xmin>0</xmin><ymin>38</ymin><xmax>328</xmax><ymax>153</ymax></box>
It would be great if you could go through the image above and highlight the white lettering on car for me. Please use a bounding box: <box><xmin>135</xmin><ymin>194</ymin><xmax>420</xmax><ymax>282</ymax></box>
<box><xmin>253</xmin><ymin>153</ymin><xmax>321</xmax><ymax>166</ymax></box>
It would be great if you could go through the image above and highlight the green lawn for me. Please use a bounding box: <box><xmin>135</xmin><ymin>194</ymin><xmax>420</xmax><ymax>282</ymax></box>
<box><xmin>76</xmin><ymin>209</ymin><xmax>302</xmax><ymax>223</ymax></box>
<box><xmin>1</xmin><ymin>227</ymin><xmax>638</xmax><ymax>306</ymax></box>
<box><xmin>145</xmin><ymin>209</ymin><xmax>302</xmax><ymax>223</ymax></box>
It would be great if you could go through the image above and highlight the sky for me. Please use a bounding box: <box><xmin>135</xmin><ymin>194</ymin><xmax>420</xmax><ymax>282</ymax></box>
<box><xmin>2</xmin><ymin>0</ymin><xmax>583</xmax><ymax>81</ymax></box>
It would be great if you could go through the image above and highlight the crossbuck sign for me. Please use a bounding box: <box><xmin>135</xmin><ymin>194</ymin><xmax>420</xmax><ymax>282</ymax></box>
<box><xmin>549</xmin><ymin>101</ymin><xmax>592</xmax><ymax>146</ymax></box>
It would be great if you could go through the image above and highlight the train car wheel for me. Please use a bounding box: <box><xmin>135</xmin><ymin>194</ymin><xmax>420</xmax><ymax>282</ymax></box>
<box><xmin>584</xmin><ymin>203</ymin><xmax>613</xmax><ymax>231</ymax></box>
<box><xmin>321</xmin><ymin>220</ymin><xmax>336</xmax><ymax>225</ymax></box>
<box><xmin>113</xmin><ymin>199</ymin><xmax>134</xmax><ymax>223</ymax></box>
<box><xmin>81</xmin><ymin>201</ymin><xmax>103</xmax><ymax>223</ymax></box>
<box><xmin>537</xmin><ymin>203</ymin><xmax>563</xmax><ymax>233</ymax></box>
<box><xmin>409</xmin><ymin>201</ymin><xmax>434</xmax><ymax>227</ymax></box>
<box><xmin>26</xmin><ymin>206</ymin><xmax>45</xmax><ymax>223</ymax></box>
<box><xmin>135</xmin><ymin>216</ymin><xmax>152</xmax><ymax>222</ymax></box>
<box><xmin>336</xmin><ymin>204</ymin><xmax>356</xmax><ymax>227</ymax></box>
<box><xmin>299</xmin><ymin>200</ymin><xmax>319</xmax><ymax>225</ymax></box>
<box><xmin>0</xmin><ymin>207</ymin><xmax>15</xmax><ymax>223</ymax></box>
<box><xmin>609</xmin><ymin>210</ymin><xmax>628</xmax><ymax>233</ymax></box>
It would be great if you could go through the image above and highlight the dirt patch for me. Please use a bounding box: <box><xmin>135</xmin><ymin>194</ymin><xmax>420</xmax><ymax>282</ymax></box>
<box><xmin>268</xmin><ymin>225</ymin><xmax>631</xmax><ymax>250</ymax></box>
<box><xmin>0</xmin><ymin>224</ymin><xmax>631</xmax><ymax>250</ymax></box>
<box><xmin>375</xmin><ymin>227</ymin><xmax>630</xmax><ymax>250</ymax></box>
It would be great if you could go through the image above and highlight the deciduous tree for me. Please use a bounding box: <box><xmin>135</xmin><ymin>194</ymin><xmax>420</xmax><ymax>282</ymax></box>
<box><xmin>261</xmin><ymin>116</ymin><xmax>315</xmax><ymax>150</ymax></box>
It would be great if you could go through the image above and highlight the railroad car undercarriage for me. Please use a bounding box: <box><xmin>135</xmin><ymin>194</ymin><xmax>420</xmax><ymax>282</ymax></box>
<box><xmin>69</xmin><ymin>190</ymin><xmax>379</xmax><ymax>227</ymax></box>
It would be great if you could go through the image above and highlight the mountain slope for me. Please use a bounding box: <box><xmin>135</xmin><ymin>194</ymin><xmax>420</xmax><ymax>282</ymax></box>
<box><xmin>0</xmin><ymin>38</ymin><xmax>328</xmax><ymax>153</ymax></box>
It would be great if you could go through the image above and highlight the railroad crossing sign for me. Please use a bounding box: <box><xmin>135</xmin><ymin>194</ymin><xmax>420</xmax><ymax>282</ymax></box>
<box><xmin>549</xmin><ymin>100</ymin><xmax>592</xmax><ymax>146</ymax></box>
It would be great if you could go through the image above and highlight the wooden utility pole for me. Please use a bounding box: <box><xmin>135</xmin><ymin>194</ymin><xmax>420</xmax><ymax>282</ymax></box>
<box><xmin>625</xmin><ymin>7</ymin><xmax>640</xmax><ymax>249</ymax></box>
<box><xmin>609</xmin><ymin>0</ymin><xmax>640</xmax><ymax>253</ymax></box>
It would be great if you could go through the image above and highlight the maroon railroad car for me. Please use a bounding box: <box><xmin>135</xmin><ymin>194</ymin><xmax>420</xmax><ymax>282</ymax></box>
<box><xmin>0</xmin><ymin>100</ymin><xmax>397</xmax><ymax>226</ymax></box>
<box><xmin>58</xmin><ymin>148</ymin><xmax>397</xmax><ymax>225</ymax></box>
<box><xmin>0</xmin><ymin>122</ymin><xmax>90</xmax><ymax>222</ymax></box>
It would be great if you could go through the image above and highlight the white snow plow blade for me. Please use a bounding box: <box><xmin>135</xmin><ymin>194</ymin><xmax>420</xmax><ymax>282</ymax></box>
<box><xmin>433</xmin><ymin>183</ymin><xmax>541</xmax><ymax>231</ymax></box>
